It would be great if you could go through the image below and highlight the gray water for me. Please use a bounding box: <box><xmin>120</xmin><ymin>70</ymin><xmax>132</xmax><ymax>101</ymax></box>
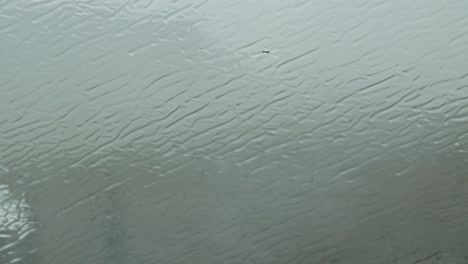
<box><xmin>1</xmin><ymin>0</ymin><xmax>468</xmax><ymax>263</ymax></box>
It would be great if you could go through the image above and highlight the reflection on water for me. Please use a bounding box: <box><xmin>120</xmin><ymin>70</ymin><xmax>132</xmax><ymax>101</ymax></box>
<box><xmin>0</xmin><ymin>180</ymin><xmax>36</xmax><ymax>264</ymax></box>
<box><xmin>1</xmin><ymin>0</ymin><xmax>468</xmax><ymax>263</ymax></box>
